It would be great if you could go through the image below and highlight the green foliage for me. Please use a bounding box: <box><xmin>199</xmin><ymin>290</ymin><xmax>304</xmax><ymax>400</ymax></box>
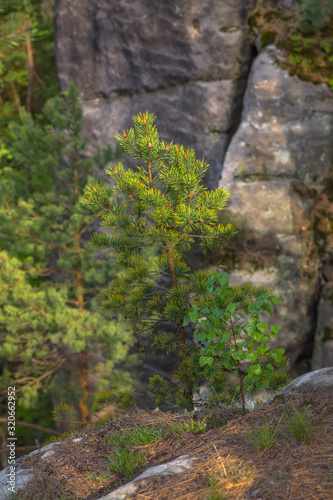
<box><xmin>91</xmin><ymin>385</ymin><xmax>135</xmax><ymax>413</ymax></box>
<box><xmin>248</xmin><ymin>6</ymin><xmax>333</xmax><ymax>90</ymax></box>
<box><xmin>83</xmin><ymin>111</ymin><xmax>237</xmax><ymax>408</ymax></box>
<box><xmin>298</xmin><ymin>0</ymin><xmax>333</xmax><ymax>33</ymax></box>
<box><xmin>284</xmin><ymin>405</ymin><xmax>315</xmax><ymax>443</ymax></box>
<box><xmin>205</xmin><ymin>473</ymin><xmax>229</xmax><ymax>500</ymax></box>
<box><xmin>247</xmin><ymin>413</ymin><xmax>283</xmax><ymax>451</ymax></box>
<box><xmin>182</xmin><ymin>416</ymin><xmax>207</xmax><ymax>434</ymax></box>
<box><xmin>106</xmin><ymin>426</ymin><xmax>164</xmax><ymax>447</ymax></box>
<box><xmin>147</xmin><ymin>356</ymin><xmax>230</xmax><ymax>411</ymax></box>
<box><xmin>52</xmin><ymin>403</ymin><xmax>72</xmax><ymax>426</ymax></box>
<box><xmin>88</xmin><ymin>471</ymin><xmax>112</xmax><ymax>485</ymax></box>
<box><xmin>0</xmin><ymin>84</ymin><xmax>132</xmax><ymax>454</ymax></box>
<box><xmin>0</xmin><ymin>0</ymin><xmax>58</xmax><ymax>134</ymax></box>
<box><xmin>106</xmin><ymin>448</ymin><xmax>146</xmax><ymax>481</ymax></box>
<box><xmin>148</xmin><ymin>374</ymin><xmax>174</xmax><ymax>408</ymax></box>
<box><xmin>185</xmin><ymin>268</ymin><xmax>288</xmax><ymax>415</ymax></box>
<box><xmin>0</xmin><ymin>252</ymin><xmax>129</xmax><ymax>405</ymax></box>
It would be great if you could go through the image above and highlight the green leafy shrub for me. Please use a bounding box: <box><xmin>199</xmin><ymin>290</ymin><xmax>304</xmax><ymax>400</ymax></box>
<box><xmin>0</xmin><ymin>0</ymin><xmax>58</xmax><ymax>134</ymax></box>
<box><xmin>90</xmin><ymin>385</ymin><xmax>135</xmax><ymax>413</ymax></box>
<box><xmin>185</xmin><ymin>269</ymin><xmax>288</xmax><ymax>415</ymax></box>
<box><xmin>106</xmin><ymin>426</ymin><xmax>164</xmax><ymax>447</ymax></box>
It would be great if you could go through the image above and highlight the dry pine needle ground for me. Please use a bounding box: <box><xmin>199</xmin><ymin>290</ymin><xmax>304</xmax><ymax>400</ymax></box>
<box><xmin>13</xmin><ymin>390</ymin><xmax>333</xmax><ymax>500</ymax></box>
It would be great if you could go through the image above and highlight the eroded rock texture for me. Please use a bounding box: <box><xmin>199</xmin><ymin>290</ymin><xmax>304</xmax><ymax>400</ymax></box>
<box><xmin>220</xmin><ymin>46</ymin><xmax>333</xmax><ymax>368</ymax></box>
<box><xmin>56</xmin><ymin>1</ymin><xmax>333</xmax><ymax>372</ymax></box>
<box><xmin>56</xmin><ymin>0</ymin><xmax>255</xmax><ymax>188</ymax></box>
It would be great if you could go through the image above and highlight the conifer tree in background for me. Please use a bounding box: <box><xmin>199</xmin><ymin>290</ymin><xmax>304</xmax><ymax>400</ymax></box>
<box><xmin>0</xmin><ymin>84</ymin><xmax>132</xmax><ymax>426</ymax></box>
<box><xmin>298</xmin><ymin>0</ymin><xmax>333</xmax><ymax>33</ymax></box>
<box><xmin>83</xmin><ymin>112</ymin><xmax>237</xmax><ymax>409</ymax></box>
<box><xmin>0</xmin><ymin>251</ymin><xmax>129</xmax><ymax>416</ymax></box>
<box><xmin>0</xmin><ymin>0</ymin><xmax>58</xmax><ymax>135</ymax></box>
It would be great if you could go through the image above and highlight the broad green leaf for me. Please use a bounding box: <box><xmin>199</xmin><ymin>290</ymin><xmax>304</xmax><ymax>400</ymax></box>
<box><xmin>249</xmin><ymin>364</ymin><xmax>261</xmax><ymax>375</ymax></box>
<box><xmin>246</xmin><ymin>323</ymin><xmax>256</xmax><ymax>335</ymax></box>
<box><xmin>215</xmin><ymin>273</ymin><xmax>229</xmax><ymax>287</ymax></box>
<box><xmin>207</xmin><ymin>330</ymin><xmax>216</xmax><ymax>341</ymax></box>
<box><xmin>188</xmin><ymin>310</ymin><xmax>199</xmax><ymax>323</ymax></box>
<box><xmin>221</xmin><ymin>331</ymin><xmax>231</xmax><ymax>343</ymax></box>
<box><xmin>199</xmin><ymin>355</ymin><xmax>208</xmax><ymax>367</ymax></box>
<box><xmin>252</xmin><ymin>331</ymin><xmax>263</xmax><ymax>342</ymax></box>
<box><xmin>257</xmin><ymin>345</ymin><xmax>267</xmax><ymax>355</ymax></box>
<box><xmin>257</xmin><ymin>321</ymin><xmax>268</xmax><ymax>331</ymax></box>
<box><xmin>195</xmin><ymin>330</ymin><xmax>207</xmax><ymax>342</ymax></box>
<box><xmin>183</xmin><ymin>316</ymin><xmax>190</xmax><ymax>326</ymax></box>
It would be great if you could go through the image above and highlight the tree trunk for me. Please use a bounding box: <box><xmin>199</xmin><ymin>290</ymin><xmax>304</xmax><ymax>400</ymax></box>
<box><xmin>168</xmin><ymin>247</ymin><xmax>193</xmax><ymax>409</ymax></box>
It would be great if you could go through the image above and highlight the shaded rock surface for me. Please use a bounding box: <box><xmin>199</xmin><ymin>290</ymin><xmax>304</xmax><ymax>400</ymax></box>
<box><xmin>312</xmin><ymin>284</ymin><xmax>333</xmax><ymax>370</ymax></box>
<box><xmin>56</xmin><ymin>0</ymin><xmax>255</xmax><ymax>188</ymax></box>
<box><xmin>219</xmin><ymin>45</ymin><xmax>333</xmax><ymax>368</ymax></box>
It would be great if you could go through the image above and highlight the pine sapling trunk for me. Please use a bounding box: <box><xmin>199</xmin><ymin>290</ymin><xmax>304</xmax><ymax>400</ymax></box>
<box><xmin>231</xmin><ymin>320</ymin><xmax>246</xmax><ymax>415</ymax></box>
<box><xmin>168</xmin><ymin>246</ymin><xmax>193</xmax><ymax>409</ymax></box>
<box><xmin>237</xmin><ymin>360</ymin><xmax>246</xmax><ymax>416</ymax></box>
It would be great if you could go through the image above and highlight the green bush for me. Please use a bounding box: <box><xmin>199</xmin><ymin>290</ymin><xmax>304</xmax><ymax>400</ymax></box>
<box><xmin>185</xmin><ymin>269</ymin><xmax>288</xmax><ymax>415</ymax></box>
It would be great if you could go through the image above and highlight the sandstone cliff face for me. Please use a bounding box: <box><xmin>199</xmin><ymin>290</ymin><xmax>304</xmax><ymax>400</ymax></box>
<box><xmin>56</xmin><ymin>0</ymin><xmax>255</xmax><ymax>188</ymax></box>
<box><xmin>55</xmin><ymin>0</ymin><xmax>333</xmax><ymax>372</ymax></box>
<box><xmin>219</xmin><ymin>45</ymin><xmax>333</xmax><ymax>369</ymax></box>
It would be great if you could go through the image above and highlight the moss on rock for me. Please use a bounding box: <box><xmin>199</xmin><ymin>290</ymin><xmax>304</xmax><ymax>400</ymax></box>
<box><xmin>247</xmin><ymin>7</ymin><xmax>333</xmax><ymax>90</ymax></box>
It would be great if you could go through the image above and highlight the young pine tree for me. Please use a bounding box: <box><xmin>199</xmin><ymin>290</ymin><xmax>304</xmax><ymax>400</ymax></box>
<box><xmin>83</xmin><ymin>112</ymin><xmax>237</xmax><ymax>409</ymax></box>
<box><xmin>0</xmin><ymin>84</ymin><xmax>131</xmax><ymax>423</ymax></box>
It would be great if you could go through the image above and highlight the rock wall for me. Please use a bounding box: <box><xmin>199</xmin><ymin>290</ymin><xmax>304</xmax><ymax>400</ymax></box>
<box><xmin>55</xmin><ymin>0</ymin><xmax>255</xmax><ymax>188</ymax></box>
<box><xmin>55</xmin><ymin>1</ymin><xmax>333</xmax><ymax>373</ymax></box>
<box><xmin>220</xmin><ymin>45</ymin><xmax>333</xmax><ymax>370</ymax></box>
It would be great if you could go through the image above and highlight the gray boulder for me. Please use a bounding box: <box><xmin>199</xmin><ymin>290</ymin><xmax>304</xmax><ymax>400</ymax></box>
<box><xmin>219</xmin><ymin>45</ymin><xmax>333</xmax><ymax>366</ymax></box>
<box><xmin>265</xmin><ymin>367</ymin><xmax>333</xmax><ymax>403</ymax></box>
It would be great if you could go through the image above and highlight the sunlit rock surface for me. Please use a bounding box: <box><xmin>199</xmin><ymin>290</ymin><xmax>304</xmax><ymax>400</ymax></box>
<box><xmin>219</xmin><ymin>45</ymin><xmax>333</xmax><ymax>367</ymax></box>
